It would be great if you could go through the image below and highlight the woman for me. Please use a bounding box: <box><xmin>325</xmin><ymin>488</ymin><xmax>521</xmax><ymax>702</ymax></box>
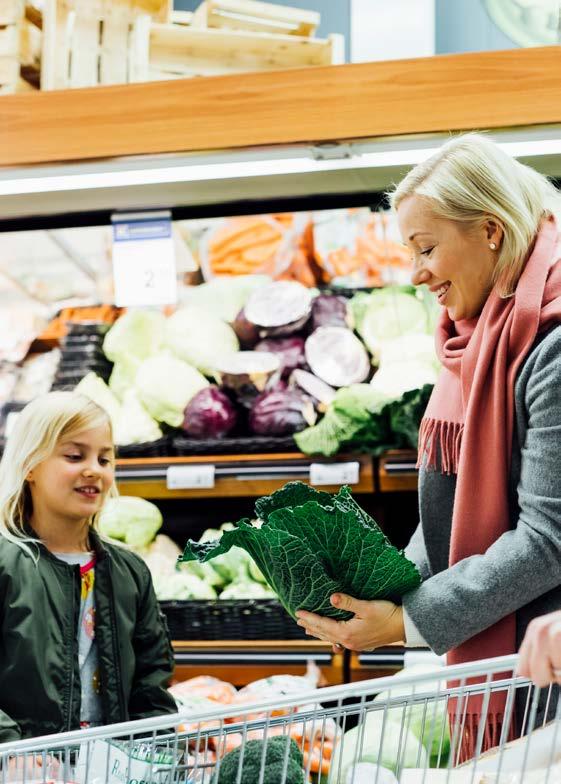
<box><xmin>296</xmin><ymin>133</ymin><xmax>561</xmax><ymax>752</ymax></box>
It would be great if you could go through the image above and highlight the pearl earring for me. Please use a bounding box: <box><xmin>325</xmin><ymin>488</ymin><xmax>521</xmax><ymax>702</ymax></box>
<box><xmin>489</xmin><ymin>243</ymin><xmax>497</xmax><ymax>250</ymax></box>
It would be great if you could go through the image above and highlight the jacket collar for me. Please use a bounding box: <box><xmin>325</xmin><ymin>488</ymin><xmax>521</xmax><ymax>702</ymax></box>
<box><xmin>22</xmin><ymin>522</ymin><xmax>109</xmax><ymax>562</ymax></box>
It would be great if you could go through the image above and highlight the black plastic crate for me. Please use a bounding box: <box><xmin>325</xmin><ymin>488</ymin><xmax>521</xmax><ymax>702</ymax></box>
<box><xmin>159</xmin><ymin>599</ymin><xmax>306</xmax><ymax>641</ymax></box>
<box><xmin>172</xmin><ymin>434</ymin><xmax>298</xmax><ymax>456</ymax></box>
<box><xmin>116</xmin><ymin>436</ymin><xmax>172</xmax><ymax>459</ymax></box>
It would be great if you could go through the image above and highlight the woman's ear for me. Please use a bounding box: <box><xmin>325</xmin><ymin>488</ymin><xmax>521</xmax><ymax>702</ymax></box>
<box><xmin>485</xmin><ymin>219</ymin><xmax>504</xmax><ymax>249</ymax></box>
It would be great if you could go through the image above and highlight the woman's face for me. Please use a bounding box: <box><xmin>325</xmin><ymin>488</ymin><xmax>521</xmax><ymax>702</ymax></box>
<box><xmin>397</xmin><ymin>194</ymin><xmax>501</xmax><ymax>321</ymax></box>
<box><xmin>27</xmin><ymin>423</ymin><xmax>115</xmax><ymax>525</ymax></box>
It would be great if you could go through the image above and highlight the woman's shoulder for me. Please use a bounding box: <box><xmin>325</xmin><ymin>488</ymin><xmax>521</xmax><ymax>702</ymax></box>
<box><xmin>516</xmin><ymin>323</ymin><xmax>561</xmax><ymax>409</ymax></box>
<box><xmin>519</xmin><ymin>324</ymin><xmax>561</xmax><ymax>380</ymax></box>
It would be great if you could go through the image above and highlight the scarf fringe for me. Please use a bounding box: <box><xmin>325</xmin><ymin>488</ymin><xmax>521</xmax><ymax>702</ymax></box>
<box><xmin>450</xmin><ymin>712</ymin><xmax>509</xmax><ymax>765</ymax></box>
<box><xmin>417</xmin><ymin>418</ymin><xmax>464</xmax><ymax>475</ymax></box>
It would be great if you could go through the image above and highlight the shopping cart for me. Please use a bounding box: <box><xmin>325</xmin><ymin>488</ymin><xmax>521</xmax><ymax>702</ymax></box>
<box><xmin>0</xmin><ymin>653</ymin><xmax>559</xmax><ymax>784</ymax></box>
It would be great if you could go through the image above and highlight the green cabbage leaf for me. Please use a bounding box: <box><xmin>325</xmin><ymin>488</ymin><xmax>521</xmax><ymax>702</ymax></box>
<box><xmin>179</xmin><ymin>482</ymin><xmax>421</xmax><ymax>620</ymax></box>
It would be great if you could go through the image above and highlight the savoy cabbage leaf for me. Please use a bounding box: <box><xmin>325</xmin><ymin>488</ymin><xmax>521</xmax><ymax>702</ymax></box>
<box><xmin>179</xmin><ymin>482</ymin><xmax>421</xmax><ymax>620</ymax></box>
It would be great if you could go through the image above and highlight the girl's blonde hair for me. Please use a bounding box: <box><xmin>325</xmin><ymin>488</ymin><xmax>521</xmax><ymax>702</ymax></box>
<box><xmin>388</xmin><ymin>133</ymin><xmax>561</xmax><ymax>297</ymax></box>
<box><xmin>0</xmin><ymin>391</ymin><xmax>117</xmax><ymax>556</ymax></box>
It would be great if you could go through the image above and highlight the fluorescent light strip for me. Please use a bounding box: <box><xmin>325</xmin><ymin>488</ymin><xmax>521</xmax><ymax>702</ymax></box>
<box><xmin>0</xmin><ymin>137</ymin><xmax>560</xmax><ymax>196</ymax></box>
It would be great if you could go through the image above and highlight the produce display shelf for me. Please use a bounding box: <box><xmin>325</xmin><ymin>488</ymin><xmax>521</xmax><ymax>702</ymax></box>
<box><xmin>378</xmin><ymin>450</ymin><xmax>419</xmax><ymax>493</ymax></box>
<box><xmin>171</xmin><ymin>640</ymin><xmax>345</xmax><ymax>687</ymax></box>
<box><xmin>116</xmin><ymin>452</ymin><xmax>375</xmax><ymax>499</ymax></box>
<box><xmin>348</xmin><ymin>646</ymin><xmax>406</xmax><ymax>682</ymax></box>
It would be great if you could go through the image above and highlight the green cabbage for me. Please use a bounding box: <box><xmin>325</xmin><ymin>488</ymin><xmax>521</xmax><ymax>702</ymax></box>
<box><xmin>219</xmin><ymin>581</ymin><xmax>276</xmax><ymax>600</ymax></box>
<box><xmin>75</xmin><ymin>372</ymin><xmax>121</xmax><ymax>431</ymax></box>
<box><xmin>153</xmin><ymin>571</ymin><xmax>217</xmax><ymax>600</ymax></box>
<box><xmin>135</xmin><ymin>354</ymin><xmax>209</xmax><ymax>427</ymax></box>
<box><xmin>179</xmin><ymin>275</ymin><xmax>270</xmax><ymax>323</ymax></box>
<box><xmin>374</xmin><ymin>666</ymin><xmax>451</xmax><ymax>767</ymax></box>
<box><xmin>103</xmin><ymin>310</ymin><xmax>166</xmax><ymax>362</ymax></box>
<box><xmin>329</xmin><ymin>713</ymin><xmax>427</xmax><ymax>782</ymax></box>
<box><xmin>180</xmin><ymin>482</ymin><xmax>421</xmax><ymax>620</ymax></box>
<box><xmin>98</xmin><ymin>496</ymin><xmax>162</xmax><ymax>548</ymax></box>
<box><xmin>113</xmin><ymin>390</ymin><xmax>162</xmax><ymax>445</ymax></box>
<box><xmin>108</xmin><ymin>355</ymin><xmax>141</xmax><ymax>401</ymax></box>
<box><xmin>165</xmin><ymin>306</ymin><xmax>239</xmax><ymax>375</ymax></box>
<box><xmin>349</xmin><ymin>287</ymin><xmax>429</xmax><ymax>361</ymax></box>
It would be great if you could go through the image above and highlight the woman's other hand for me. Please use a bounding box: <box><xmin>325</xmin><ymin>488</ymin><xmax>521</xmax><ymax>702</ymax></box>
<box><xmin>518</xmin><ymin>610</ymin><xmax>561</xmax><ymax>687</ymax></box>
<box><xmin>295</xmin><ymin>594</ymin><xmax>405</xmax><ymax>652</ymax></box>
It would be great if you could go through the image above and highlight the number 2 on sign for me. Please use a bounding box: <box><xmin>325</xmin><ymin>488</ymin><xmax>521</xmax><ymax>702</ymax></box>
<box><xmin>144</xmin><ymin>269</ymin><xmax>155</xmax><ymax>288</ymax></box>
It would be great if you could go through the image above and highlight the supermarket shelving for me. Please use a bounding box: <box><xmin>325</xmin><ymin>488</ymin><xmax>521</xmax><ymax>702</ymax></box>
<box><xmin>116</xmin><ymin>452</ymin><xmax>375</xmax><ymax>499</ymax></box>
<box><xmin>171</xmin><ymin>640</ymin><xmax>346</xmax><ymax>687</ymax></box>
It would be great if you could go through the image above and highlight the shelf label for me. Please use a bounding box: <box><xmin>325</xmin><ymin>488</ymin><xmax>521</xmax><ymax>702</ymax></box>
<box><xmin>166</xmin><ymin>464</ymin><xmax>216</xmax><ymax>490</ymax></box>
<box><xmin>111</xmin><ymin>211</ymin><xmax>177</xmax><ymax>307</ymax></box>
<box><xmin>310</xmin><ymin>461</ymin><xmax>360</xmax><ymax>486</ymax></box>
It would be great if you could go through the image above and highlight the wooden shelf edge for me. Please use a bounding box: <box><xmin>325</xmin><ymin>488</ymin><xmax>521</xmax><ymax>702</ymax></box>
<box><xmin>2</xmin><ymin>47</ymin><xmax>561</xmax><ymax>167</ymax></box>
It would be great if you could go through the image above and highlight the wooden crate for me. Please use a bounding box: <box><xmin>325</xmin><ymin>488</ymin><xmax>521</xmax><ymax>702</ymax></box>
<box><xmin>149</xmin><ymin>24</ymin><xmax>344</xmax><ymax>80</ymax></box>
<box><xmin>191</xmin><ymin>0</ymin><xmax>320</xmax><ymax>37</ymax></box>
<box><xmin>39</xmin><ymin>0</ymin><xmax>170</xmax><ymax>89</ymax></box>
<box><xmin>0</xmin><ymin>0</ymin><xmax>23</xmax><ymax>94</ymax></box>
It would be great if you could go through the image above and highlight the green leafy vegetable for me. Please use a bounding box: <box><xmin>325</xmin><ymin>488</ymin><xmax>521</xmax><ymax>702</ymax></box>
<box><xmin>295</xmin><ymin>384</ymin><xmax>433</xmax><ymax>458</ymax></box>
<box><xmin>180</xmin><ymin>482</ymin><xmax>421</xmax><ymax>620</ymax></box>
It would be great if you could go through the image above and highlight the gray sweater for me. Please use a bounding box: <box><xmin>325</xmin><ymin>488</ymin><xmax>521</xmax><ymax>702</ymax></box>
<box><xmin>403</xmin><ymin>324</ymin><xmax>561</xmax><ymax>656</ymax></box>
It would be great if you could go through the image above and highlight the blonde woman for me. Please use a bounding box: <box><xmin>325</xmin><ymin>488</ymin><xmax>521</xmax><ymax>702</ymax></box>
<box><xmin>297</xmin><ymin>133</ymin><xmax>561</xmax><ymax>754</ymax></box>
<box><xmin>0</xmin><ymin>392</ymin><xmax>176</xmax><ymax>747</ymax></box>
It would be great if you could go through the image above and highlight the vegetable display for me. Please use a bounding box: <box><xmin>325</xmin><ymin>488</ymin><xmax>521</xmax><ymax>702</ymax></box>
<box><xmin>74</xmin><ymin>278</ymin><xmax>438</xmax><ymax>454</ymax></box>
<box><xmin>180</xmin><ymin>482</ymin><xmax>421</xmax><ymax>620</ymax></box>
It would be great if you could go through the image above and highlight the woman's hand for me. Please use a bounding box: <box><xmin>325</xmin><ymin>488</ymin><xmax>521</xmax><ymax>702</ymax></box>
<box><xmin>295</xmin><ymin>594</ymin><xmax>405</xmax><ymax>652</ymax></box>
<box><xmin>518</xmin><ymin>610</ymin><xmax>561</xmax><ymax>687</ymax></box>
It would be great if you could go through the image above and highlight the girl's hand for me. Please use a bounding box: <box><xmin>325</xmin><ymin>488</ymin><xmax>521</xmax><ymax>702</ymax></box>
<box><xmin>295</xmin><ymin>594</ymin><xmax>405</xmax><ymax>652</ymax></box>
<box><xmin>518</xmin><ymin>610</ymin><xmax>561</xmax><ymax>687</ymax></box>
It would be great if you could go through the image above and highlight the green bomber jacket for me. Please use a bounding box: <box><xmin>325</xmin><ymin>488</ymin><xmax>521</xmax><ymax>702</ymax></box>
<box><xmin>0</xmin><ymin>529</ymin><xmax>177</xmax><ymax>743</ymax></box>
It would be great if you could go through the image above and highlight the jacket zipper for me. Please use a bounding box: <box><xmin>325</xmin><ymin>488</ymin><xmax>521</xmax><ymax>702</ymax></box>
<box><xmin>107</xmin><ymin>558</ymin><xmax>127</xmax><ymax>720</ymax></box>
<box><xmin>66</xmin><ymin>565</ymin><xmax>79</xmax><ymax>730</ymax></box>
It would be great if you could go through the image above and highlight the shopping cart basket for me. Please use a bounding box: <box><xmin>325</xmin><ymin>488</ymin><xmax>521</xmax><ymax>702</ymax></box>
<box><xmin>0</xmin><ymin>653</ymin><xmax>559</xmax><ymax>783</ymax></box>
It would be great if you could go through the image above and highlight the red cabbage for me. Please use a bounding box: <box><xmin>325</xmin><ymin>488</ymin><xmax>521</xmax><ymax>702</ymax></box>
<box><xmin>311</xmin><ymin>294</ymin><xmax>349</xmax><ymax>331</ymax></box>
<box><xmin>232</xmin><ymin>308</ymin><xmax>260</xmax><ymax>348</ymax></box>
<box><xmin>182</xmin><ymin>386</ymin><xmax>238</xmax><ymax>438</ymax></box>
<box><xmin>290</xmin><ymin>369</ymin><xmax>336</xmax><ymax>412</ymax></box>
<box><xmin>255</xmin><ymin>337</ymin><xmax>307</xmax><ymax>379</ymax></box>
<box><xmin>249</xmin><ymin>387</ymin><xmax>317</xmax><ymax>436</ymax></box>
<box><xmin>244</xmin><ymin>281</ymin><xmax>313</xmax><ymax>336</ymax></box>
<box><xmin>305</xmin><ymin>326</ymin><xmax>371</xmax><ymax>387</ymax></box>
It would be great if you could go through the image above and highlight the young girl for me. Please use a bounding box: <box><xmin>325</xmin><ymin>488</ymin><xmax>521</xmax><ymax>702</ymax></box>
<box><xmin>0</xmin><ymin>391</ymin><xmax>177</xmax><ymax>744</ymax></box>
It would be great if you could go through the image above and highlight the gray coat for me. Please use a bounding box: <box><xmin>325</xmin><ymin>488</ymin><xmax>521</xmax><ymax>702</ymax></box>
<box><xmin>403</xmin><ymin>324</ymin><xmax>561</xmax><ymax>656</ymax></box>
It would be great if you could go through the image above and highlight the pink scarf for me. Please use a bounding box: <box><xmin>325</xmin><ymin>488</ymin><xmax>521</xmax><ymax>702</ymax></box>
<box><xmin>417</xmin><ymin>217</ymin><xmax>561</xmax><ymax>759</ymax></box>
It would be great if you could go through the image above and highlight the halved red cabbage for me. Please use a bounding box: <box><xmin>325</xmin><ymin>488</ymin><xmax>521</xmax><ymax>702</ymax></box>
<box><xmin>289</xmin><ymin>368</ymin><xmax>336</xmax><ymax>412</ymax></box>
<box><xmin>255</xmin><ymin>337</ymin><xmax>307</xmax><ymax>379</ymax></box>
<box><xmin>182</xmin><ymin>386</ymin><xmax>238</xmax><ymax>439</ymax></box>
<box><xmin>244</xmin><ymin>281</ymin><xmax>313</xmax><ymax>336</ymax></box>
<box><xmin>215</xmin><ymin>351</ymin><xmax>281</xmax><ymax>407</ymax></box>
<box><xmin>305</xmin><ymin>327</ymin><xmax>371</xmax><ymax>387</ymax></box>
<box><xmin>249</xmin><ymin>386</ymin><xmax>317</xmax><ymax>436</ymax></box>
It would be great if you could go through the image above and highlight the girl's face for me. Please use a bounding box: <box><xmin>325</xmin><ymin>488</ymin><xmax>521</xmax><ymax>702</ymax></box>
<box><xmin>397</xmin><ymin>194</ymin><xmax>502</xmax><ymax>321</ymax></box>
<box><xmin>27</xmin><ymin>423</ymin><xmax>114</xmax><ymax>524</ymax></box>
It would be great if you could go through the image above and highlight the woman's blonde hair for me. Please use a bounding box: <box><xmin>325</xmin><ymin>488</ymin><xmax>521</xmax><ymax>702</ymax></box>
<box><xmin>388</xmin><ymin>133</ymin><xmax>561</xmax><ymax>297</ymax></box>
<box><xmin>0</xmin><ymin>391</ymin><xmax>117</xmax><ymax>557</ymax></box>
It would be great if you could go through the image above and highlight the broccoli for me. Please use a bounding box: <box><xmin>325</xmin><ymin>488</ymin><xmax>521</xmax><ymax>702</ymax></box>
<box><xmin>216</xmin><ymin>736</ymin><xmax>304</xmax><ymax>784</ymax></box>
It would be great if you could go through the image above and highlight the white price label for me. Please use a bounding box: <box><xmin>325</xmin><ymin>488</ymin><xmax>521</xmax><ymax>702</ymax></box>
<box><xmin>310</xmin><ymin>461</ymin><xmax>360</xmax><ymax>487</ymax></box>
<box><xmin>166</xmin><ymin>465</ymin><xmax>216</xmax><ymax>490</ymax></box>
<box><xmin>112</xmin><ymin>211</ymin><xmax>177</xmax><ymax>307</ymax></box>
